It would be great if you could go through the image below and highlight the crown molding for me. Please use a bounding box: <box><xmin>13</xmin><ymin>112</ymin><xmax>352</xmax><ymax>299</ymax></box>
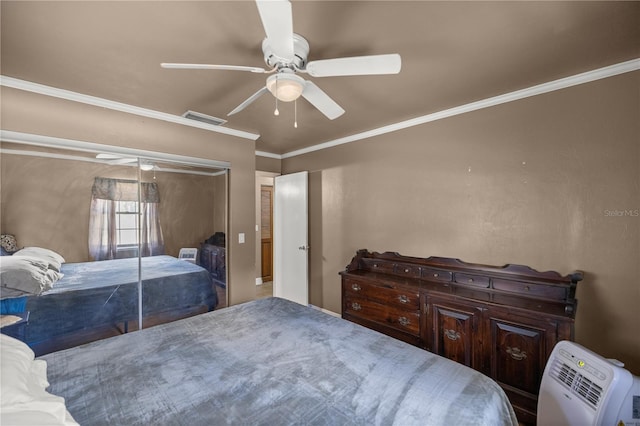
<box><xmin>255</xmin><ymin>150</ymin><xmax>282</xmax><ymax>159</ymax></box>
<box><xmin>2</xmin><ymin>57</ymin><xmax>637</xmax><ymax>161</ymax></box>
<box><xmin>0</xmin><ymin>76</ymin><xmax>259</xmax><ymax>141</ymax></box>
<box><xmin>0</xmin><ymin>130</ymin><xmax>231</xmax><ymax>170</ymax></box>
<box><xmin>276</xmin><ymin>58</ymin><xmax>640</xmax><ymax>159</ymax></box>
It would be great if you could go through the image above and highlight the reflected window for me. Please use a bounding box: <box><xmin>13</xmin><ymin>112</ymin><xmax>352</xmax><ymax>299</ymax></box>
<box><xmin>115</xmin><ymin>200</ymin><xmax>139</xmax><ymax>249</ymax></box>
<box><xmin>89</xmin><ymin>177</ymin><xmax>164</xmax><ymax>260</ymax></box>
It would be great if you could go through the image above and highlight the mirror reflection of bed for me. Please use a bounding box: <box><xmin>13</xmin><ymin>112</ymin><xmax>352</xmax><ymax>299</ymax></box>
<box><xmin>0</xmin><ymin>142</ymin><xmax>229</xmax><ymax>355</ymax></box>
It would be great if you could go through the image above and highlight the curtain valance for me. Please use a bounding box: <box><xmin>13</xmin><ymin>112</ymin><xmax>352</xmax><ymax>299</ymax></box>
<box><xmin>91</xmin><ymin>177</ymin><xmax>160</xmax><ymax>203</ymax></box>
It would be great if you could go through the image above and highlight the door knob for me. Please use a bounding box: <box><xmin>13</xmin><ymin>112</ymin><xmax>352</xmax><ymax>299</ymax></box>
<box><xmin>298</xmin><ymin>245</ymin><xmax>310</xmax><ymax>251</ymax></box>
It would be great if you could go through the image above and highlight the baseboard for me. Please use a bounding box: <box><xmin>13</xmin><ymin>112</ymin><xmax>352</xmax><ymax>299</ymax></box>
<box><xmin>309</xmin><ymin>304</ymin><xmax>340</xmax><ymax>318</ymax></box>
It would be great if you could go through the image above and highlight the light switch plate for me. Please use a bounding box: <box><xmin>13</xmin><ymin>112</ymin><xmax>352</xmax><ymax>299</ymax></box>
<box><xmin>239</xmin><ymin>233</ymin><xmax>245</xmax><ymax>244</ymax></box>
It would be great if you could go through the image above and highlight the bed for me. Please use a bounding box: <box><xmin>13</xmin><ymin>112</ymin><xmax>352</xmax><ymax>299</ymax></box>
<box><xmin>3</xmin><ymin>254</ymin><xmax>217</xmax><ymax>350</ymax></box>
<box><xmin>25</xmin><ymin>297</ymin><xmax>519</xmax><ymax>426</ymax></box>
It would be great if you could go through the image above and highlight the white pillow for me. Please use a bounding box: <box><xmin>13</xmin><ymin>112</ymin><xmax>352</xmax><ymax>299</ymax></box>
<box><xmin>0</xmin><ymin>408</ymin><xmax>78</xmax><ymax>426</ymax></box>
<box><xmin>0</xmin><ymin>256</ymin><xmax>61</xmax><ymax>297</ymax></box>
<box><xmin>13</xmin><ymin>247</ymin><xmax>65</xmax><ymax>264</ymax></box>
<box><xmin>0</xmin><ymin>335</ymin><xmax>78</xmax><ymax>425</ymax></box>
<box><xmin>12</xmin><ymin>247</ymin><xmax>66</xmax><ymax>273</ymax></box>
<box><xmin>0</xmin><ymin>333</ymin><xmax>36</xmax><ymax>406</ymax></box>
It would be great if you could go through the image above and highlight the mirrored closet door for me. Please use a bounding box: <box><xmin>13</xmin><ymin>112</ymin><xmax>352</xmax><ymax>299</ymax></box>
<box><xmin>0</xmin><ymin>140</ymin><xmax>228</xmax><ymax>355</ymax></box>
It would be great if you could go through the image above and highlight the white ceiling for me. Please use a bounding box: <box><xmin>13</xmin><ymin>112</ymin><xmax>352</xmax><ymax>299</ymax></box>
<box><xmin>1</xmin><ymin>1</ymin><xmax>639</xmax><ymax>155</ymax></box>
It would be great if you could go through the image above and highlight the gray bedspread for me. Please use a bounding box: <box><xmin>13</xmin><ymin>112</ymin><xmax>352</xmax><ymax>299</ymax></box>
<box><xmin>42</xmin><ymin>297</ymin><xmax>518</xmax><ymax>426</ymax></box>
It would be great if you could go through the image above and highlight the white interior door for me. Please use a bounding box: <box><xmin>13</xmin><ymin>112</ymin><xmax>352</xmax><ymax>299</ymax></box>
<box><xmin>273</xmin><ymin>171</ymin><xmax>308</xmax><ymax>305</ymax></box>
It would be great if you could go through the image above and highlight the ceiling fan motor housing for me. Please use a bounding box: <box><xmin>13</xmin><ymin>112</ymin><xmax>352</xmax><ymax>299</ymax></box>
<box><xmin>266</xmin><ymin>73</ymin><xmax>305</xmax><ymax>102</ymax></box>
<box><xmin>262</xmin><ymin>33</ymin><xmax>309</xmax><ymax>71</ymax></box>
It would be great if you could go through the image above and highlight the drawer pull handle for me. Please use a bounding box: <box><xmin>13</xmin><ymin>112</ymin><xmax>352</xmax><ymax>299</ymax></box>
<box><xmin>506</xmin><ymin>346</ymin><xmax>527</xmax><ymax>361</ymax></box>
<box><xmin>524</xmin><ymin>286</ymin><xmax>530</xmax><ymax>291</ymax></box>
<box><xmin>444</xmin><ymin>329</ymin><xmax>461</xmax><ymax>341</ymax></box>
<box><xmin>351</xmin><ymin>283</ymin><xmax>361</xmax><ymax>291</ymax></box>
<box><xmin>404</xmin><ymin>268</ymin><xmax>410</xmax><ymax>273</ymax></box>
<box><xmin>351</xmin><ymin>302</ymin><xmax>362</xmax><ymax>311</ymax></box>
<box><xmin>468</xmin><ymin>278</ymin><xmax>474</xmax><ymax>283</ymax></box>
<box><xmin>398</xmin><ymin>316</ymin><xmax>410</xmax><ymax>326</ymax></box>
<box><xmin>373</xmin><ymin>263</ymin><xmax>379</xmax><ymax>268</ymax></box>
<box><xmin>398</xmin><ymin>295</ymin><xmax>409</xmax><ymax>303</ymax></box>
<box><xmin>433</xmin><ymin>273</ymin><xmax>439</xmax><ymax>278</ymax></box>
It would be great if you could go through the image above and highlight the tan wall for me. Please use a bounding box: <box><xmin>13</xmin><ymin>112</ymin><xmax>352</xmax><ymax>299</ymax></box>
<box><xmin>1</xmin><ymin>87</ymin><xmax>257</xmax><ymax>305</ymax></box>
<box><xmin>155</xmin><ymin>171</ymin><xmax>221</xmax><ymax>258</ymax></box>
<box><xmin>256</xmin><ymin>155</ymin><xmax>281</xmax><ymax>174</ymax></box>
<box><xmin>0</xmin><ymin>153</ymin><xmax>219</xmax><ymax>262</ymax></box>
<box><xmin>0</xmin><ymin>154</ymin><xmax>134</xmax><ymax>262</ymax></box>
<box><xmin>282</xmin><ymin>71</ymin><xmax>640</xmax><ymax>374</ymax></box>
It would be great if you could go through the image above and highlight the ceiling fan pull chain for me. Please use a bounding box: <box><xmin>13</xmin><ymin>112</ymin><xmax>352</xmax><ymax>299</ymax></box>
<box><xmin>274</xmin><ymin>77</ymin><xmax>280</xmax><ymax>116</ymax></box>
<box><xmin>294</xmin><ymin>99</ymin><xmax>298</xmax><ymax>128</ymax></box>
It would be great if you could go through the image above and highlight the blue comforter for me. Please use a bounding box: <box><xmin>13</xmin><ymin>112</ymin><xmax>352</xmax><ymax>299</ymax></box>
<box><xmin>24</xmin><ymin>255</ymin><xmax>216</xmax><ymax>346</ymax></box>
<box><xmin>42</xmin><ymin>297</ymin><xmax>518</xmax><ymax>425</ymax></box>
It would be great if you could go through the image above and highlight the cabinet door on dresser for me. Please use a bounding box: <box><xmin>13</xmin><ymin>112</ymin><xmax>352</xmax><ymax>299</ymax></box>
<box><xmin>487</xmin><ymin>309</ymin><xmax>559</xmax><ymax>424</ymax></box>
<box><xmin>426</xmin><ymin>297</ymin><xmax>484</xmax><ymax>371</ymax></box>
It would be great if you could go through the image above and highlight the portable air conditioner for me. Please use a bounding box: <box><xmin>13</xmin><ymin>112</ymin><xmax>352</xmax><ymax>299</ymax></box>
<box><xmin>538</xmin><ymin>340</ymin><xmax>640</xmax><ymax>426</ymax></box>
<box><xmin>178</xmin><ymin>248</ymin><xmax>198</xmax><ymax>264</ymax></box>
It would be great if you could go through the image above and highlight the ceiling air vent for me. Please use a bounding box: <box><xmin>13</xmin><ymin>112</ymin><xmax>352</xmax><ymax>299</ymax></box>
<box><xmin>182</xmin><ymin>110</ymin><xmax>227</xmax><ymax>126</ymax></box>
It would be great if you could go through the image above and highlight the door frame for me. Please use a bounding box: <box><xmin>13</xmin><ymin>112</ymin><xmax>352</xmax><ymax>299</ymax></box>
<box><xmin>260</xmin><ymin>184</ymin><xmax>273</xmax><ymax>282</ymax></box>
<box><xmin>255</xmin><ymin>171</ymin><xmax>279</xmax><ymax>286</ymax></box>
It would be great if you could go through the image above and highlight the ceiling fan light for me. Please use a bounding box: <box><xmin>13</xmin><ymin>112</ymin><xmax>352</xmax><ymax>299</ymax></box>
<box><xmin>140</xmin><ymin>162</ymin><xmax>154</xmax><ymax>171</ymax></box>
<box><xmin>266</xmin><ymin>74</ymin><xmax>305</xmax><ymax>102</ymax></box>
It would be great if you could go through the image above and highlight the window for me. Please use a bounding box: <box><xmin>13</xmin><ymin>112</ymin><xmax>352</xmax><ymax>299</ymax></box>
<box><xmin>88</xmin><ymin>177</ymin><xmax>164</xmax><ymax>261</ymax></box>
<box><xmin>115</xmin><ymin>200</ymin><xmax>139</xmax><ymax>249</ymax></box>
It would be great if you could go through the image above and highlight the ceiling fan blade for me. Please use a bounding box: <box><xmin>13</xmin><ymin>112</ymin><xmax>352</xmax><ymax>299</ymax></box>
<box><xmin>96</xmin><ymin>153</ymin><xmax>121</xmax><ymax>160</ymax></box>
<box><xmin>306</xmin><ymin>54</ymin><xmax>401</xmax><ymax>77</ymax></box>
<box><xmin>161</xmin><ymin>63</ymin><xmax>266</xmax><ymax>73</ymax></box>
<box><xmin>256</xmin><ymin>0</ymin><xmax>294</xmax><ymax>61</ymax></box>
<box><xmin>301</xmin><ymin>81</ymin><xmax>345</xmax><ymax>120</ymax></box>
<box><xmin>96</xmin><ymin>154</ymin><xmax>137</xmax><ymax>163</ymax></box>
<box><xmin>108</xmin><ymin>158</ymin><xmax>139</xmax><ymax>165</ymax></box>
<box><xmin>228</xmin><ymin>86</ymin><xmax>270</xmax><ymax>116</ymax></box>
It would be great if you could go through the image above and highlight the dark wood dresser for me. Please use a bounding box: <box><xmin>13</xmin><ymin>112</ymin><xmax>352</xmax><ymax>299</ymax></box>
<box><xmin>199</xmin><ymin>243</ymin><xmax>226</xmax><ymax>287</ymax></box>
<box><xmin>340</xmin><ymin>249</ymin><xmax>583</xmax><ymax>425</ymax></box>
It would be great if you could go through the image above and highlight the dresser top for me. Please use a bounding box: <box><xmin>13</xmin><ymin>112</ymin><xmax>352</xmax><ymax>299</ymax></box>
<box><xmin>340</xmin><ymin>249</ymin><xmax>583</xmax><ymax>317</ymax></box>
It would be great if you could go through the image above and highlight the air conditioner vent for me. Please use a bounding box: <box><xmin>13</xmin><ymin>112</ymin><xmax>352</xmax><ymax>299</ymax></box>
<box><xmin>549</xmin><ymin>358</ymin><xmax>603</xmax><ymax>410</ymax></box>
<box><xmin>574</xmin><ymin>375</ymin><xmax>603</xmax><ymax>408</ymax></box>
<box><xmin>551</xmin><ymin>360</ymin><xmax>577</xmax><ymax>388</ymax></box>
<box><xmin>182</xmin><ymin>110</ymin><xmax>227</xmax><ymax>126</ymax></box>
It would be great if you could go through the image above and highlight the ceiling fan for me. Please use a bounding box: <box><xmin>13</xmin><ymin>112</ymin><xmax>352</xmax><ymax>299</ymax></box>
<box><xmin>161</xmin><ymin>0</ymin><xmax>401</xmax><ymax>122</ymax></box>
<box><xmin>96</xmin><ymin>154</ymin><xmax>154</xmax><ymax>170</ymax></box>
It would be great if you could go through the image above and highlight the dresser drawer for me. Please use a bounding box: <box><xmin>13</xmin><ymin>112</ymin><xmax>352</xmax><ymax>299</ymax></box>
<box><xmin>361</xmin><ymin>258</ymin><xmax>395</xmax><ymax>274</ymax></box>
<box><xmin>492</xmin><ymin>279</ymin><xmax>568</xmax><ymax>300</ymax></box>
<box><xmin>343</xmin><ymin>279</ymin><xmax>420</xmax><ymax>310</ymax></box>
<box><xmin>454</xmin><ymin>273</ymin><xmax>490</xmax><ymax>288</ymax></box>
<box><xmin>422</xmin><ymin>267</ymin><xmax>453</xmax><ymax>282</ymax></box>
<box><xmin>394</xmin><ymin>263</ymin><xmax>422</xmax><ymax>279</ymax></box>
<box><xmin>344</xmin><ymin>296</ymin><xmax>420</xmax><ymax>336</ymax></box>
